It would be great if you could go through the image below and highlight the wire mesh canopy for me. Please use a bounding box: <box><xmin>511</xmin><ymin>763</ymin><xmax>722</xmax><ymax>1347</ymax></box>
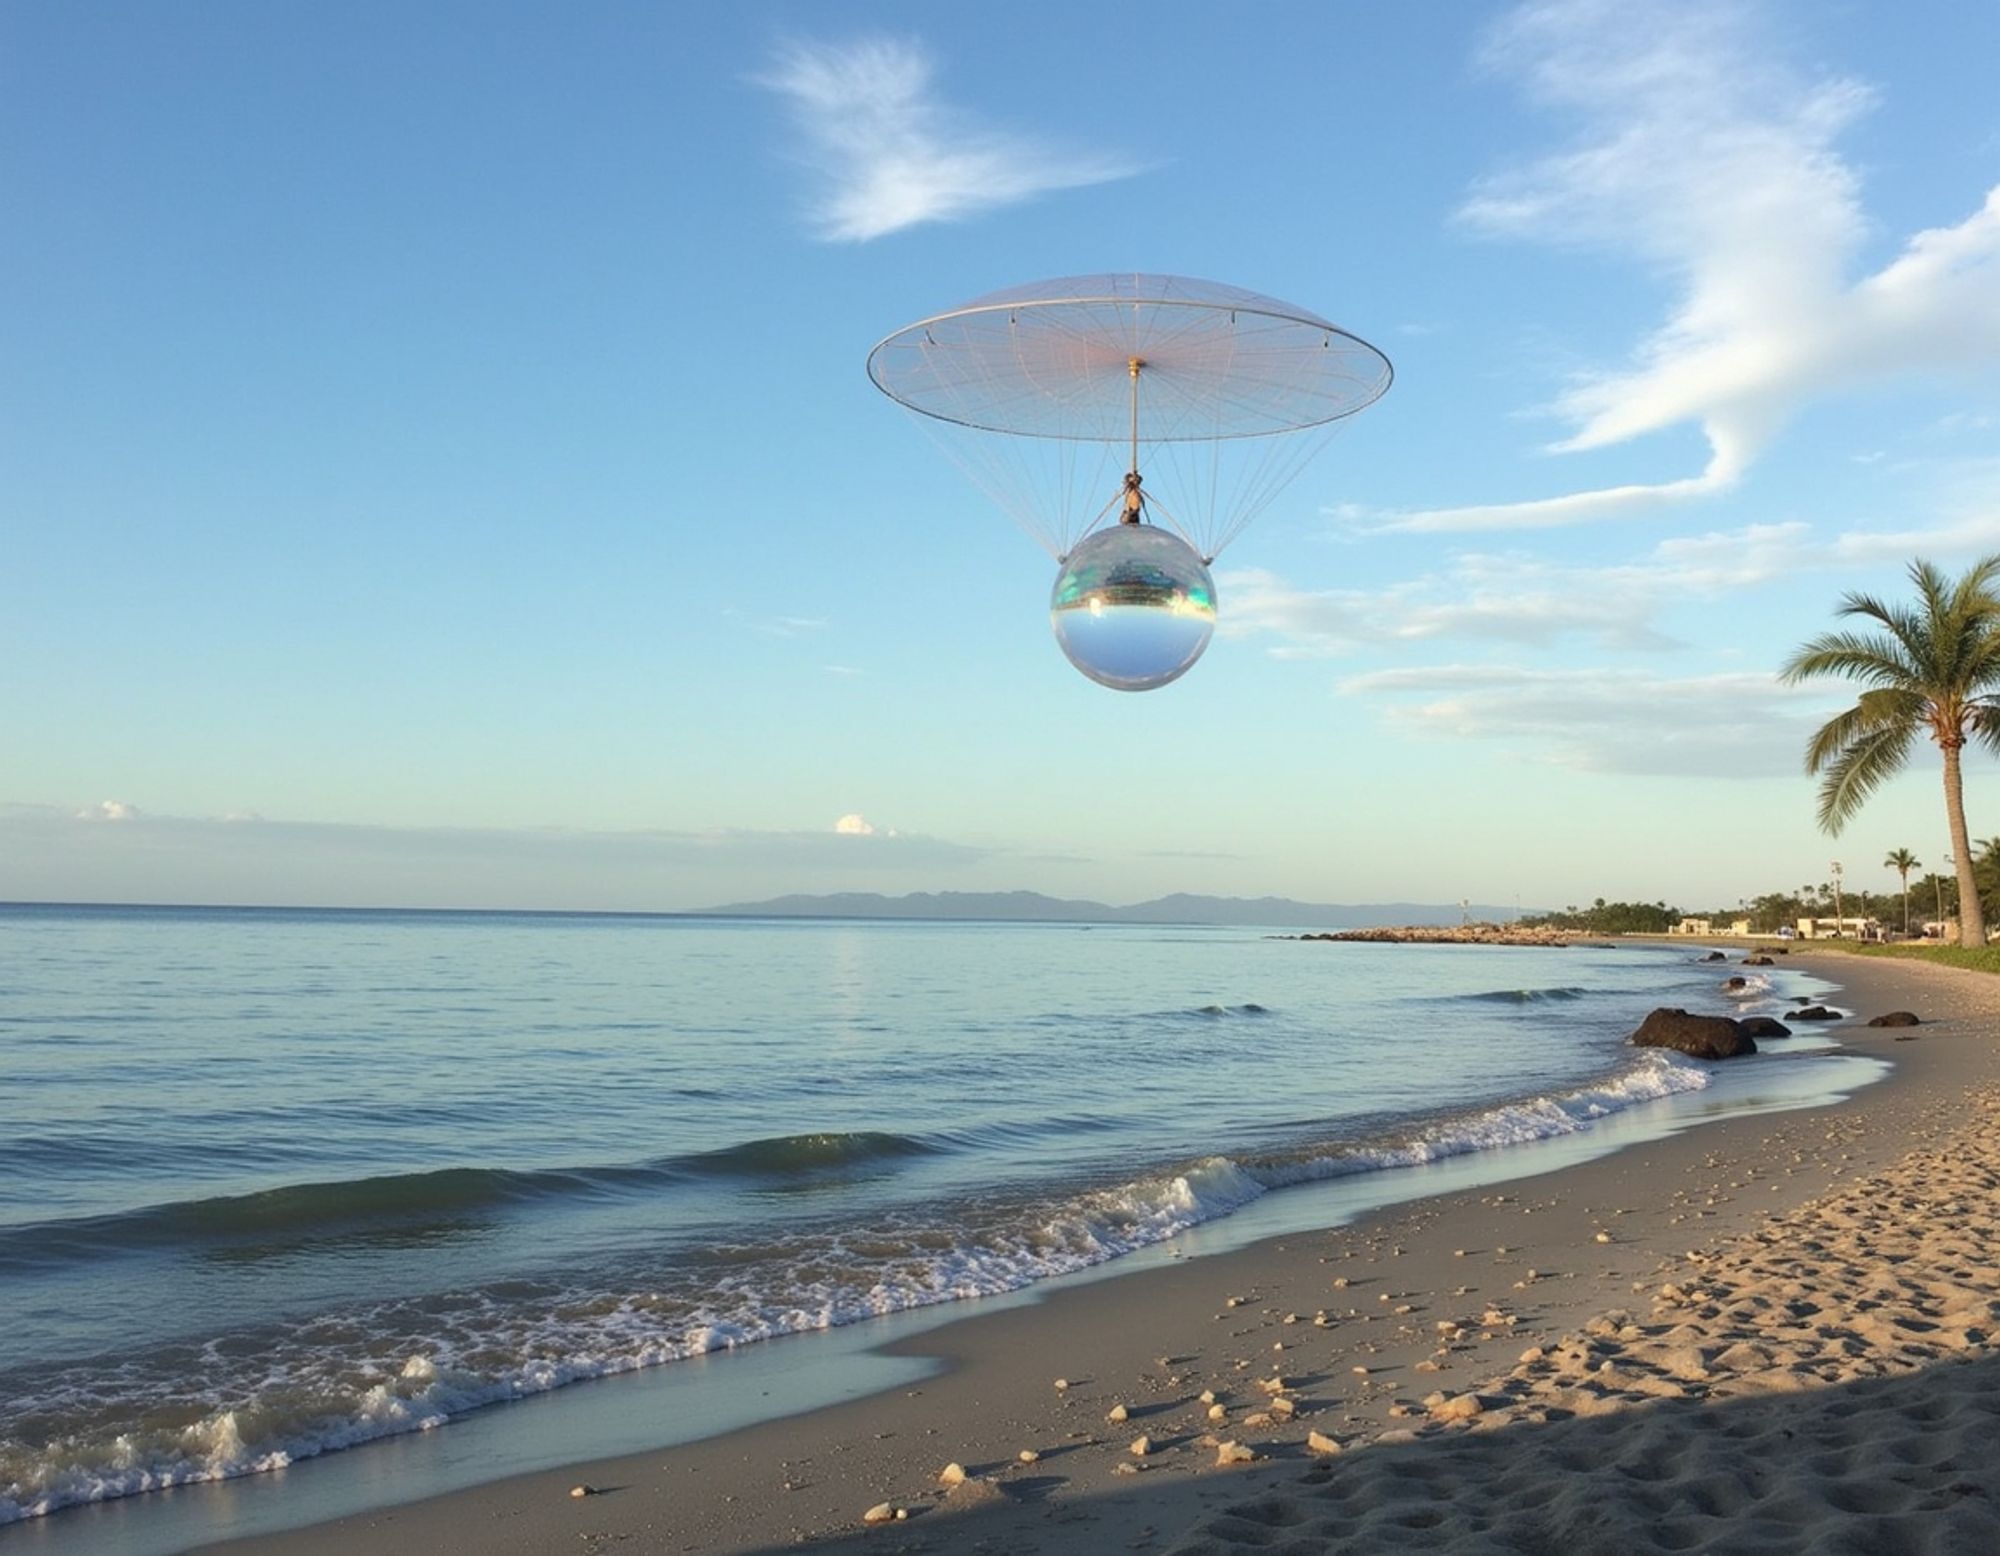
<box><xmin>866</xmin><ymin>274</ymin><xmax>1391</xmax><ymax>561</ymax></box>
<box><xmin>868</xmin><ymin>273</ymin><xmax>1392</xmax><ymax>442</ymax></box>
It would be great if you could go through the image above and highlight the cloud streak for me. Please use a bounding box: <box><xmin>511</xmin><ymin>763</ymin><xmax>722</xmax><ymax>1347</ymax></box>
<box><xmin>1339</xmin><ymin>664</ymin><xmax>1821</xmax><ymax>777</ymax></box>
<box><xmin>1378</xmin><ymin>0</ymin><xmax>2000</xmax><ymax>534</ymax></box>
<box><xmin>757</xmin><ymin>36</ymin><xmax>1139</xmax><ymax>242</ymax></box>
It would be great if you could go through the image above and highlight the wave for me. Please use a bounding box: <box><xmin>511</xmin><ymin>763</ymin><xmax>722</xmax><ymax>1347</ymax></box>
<box><xmin>0</xmin><ymin>1053</ymin><xmax>1713</xmax><ymax>1526</ymax></box>
<box><xmin>0</xmin><ymin>1132</ymin><xmax>943</xmax><ymax>1272</ymax></box>
<box><xmin>1190</xmin><ymin>1002</ymin><xmax>1273</xmax><ymax>1017</ymax></box>
<box><xmin>1722</xmin><ymin>973</ymin><xmax>1774</xmax><ymax>999</ymax></box>
<box><xmin>1460</xmin><ymin>986</ymin><xmax>1592</xmax><ymax>1004</ymax></box>
<box><xmin>683</xmin><ymin>1130</ymin><xmax>942</xmax><ymax>1177</ymax></box>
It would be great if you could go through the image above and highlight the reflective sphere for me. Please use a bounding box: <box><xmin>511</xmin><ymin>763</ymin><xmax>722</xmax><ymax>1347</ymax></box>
<box><xmin>1050</xmin><ymin>525</ymin><xmax>1217</xmax><ymax>691</ymax></box>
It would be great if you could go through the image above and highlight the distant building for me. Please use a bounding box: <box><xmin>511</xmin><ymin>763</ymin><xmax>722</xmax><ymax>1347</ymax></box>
<box><xmin>1795</xmin><ymin>916</ymin><xmax>1881</xmax><ymax>940</ymax></box>
<box><xmin>1670</xmin><ymin>917</ymin><xmax>1754</xmax><ymax>937</ymax></box>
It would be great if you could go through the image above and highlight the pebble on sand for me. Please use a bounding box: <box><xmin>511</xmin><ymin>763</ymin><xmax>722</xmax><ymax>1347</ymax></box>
<box><xmin>1307</xmin><ymin>1430</ymin><xmax>1342</xmax><ymax>1456</ymax></box>
<box><xmin>1106</xmin><ymin>1402</ymin><xmax>1128</xmax><ymax>1422</ymax></box>
<box><xmin>569</xmin><ymin>1485</ymin><xmax>595</xmax><ymax>1499</ymax></box>
<box><xmin>938</xmin><ymin>1462</ymin><xmax>967</xmax><ymax>1487</ymax></box>
<box><xmin>1130</xmin><ymin>1434</ymin><xmax>1152</xmax><ymax>1457</ymax></box>
<box><xmin>1017</xmin><ymin>1449</ymin><xmax>1041</xmax><ymax>1464</ymax></box>
<box><xmin>1216</xmin><ymin>1441</ymin><xmax>1256</xmax><ymax>1465</ymax></box>
<box><xmin>1207</xmin><ymin>1403</ymin><xmax>1228</xmax><ymax>1422</ymax></box>
<box><xmin>862</xmin><ymin>1502</ymin><xmax>906</xmax><ymax>1524</ymax></box>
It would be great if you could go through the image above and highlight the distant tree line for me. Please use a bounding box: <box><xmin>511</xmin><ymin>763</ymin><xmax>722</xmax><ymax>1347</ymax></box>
<box><xmin>1520</xmin><ymin>840</ymin><xmax>2000</xmax><ymax>937</ymax></box>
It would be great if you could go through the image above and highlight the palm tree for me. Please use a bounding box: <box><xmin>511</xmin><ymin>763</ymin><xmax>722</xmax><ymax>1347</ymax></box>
<box><xmin>1781</xmin><ymin>556</ymin><xmax>2000</xmax><ymax>948</ymax></box>
<box><xmin>1883</xmin><ymin>847</ymin><xmax>1920</xmax><ymax>938</ymax></box>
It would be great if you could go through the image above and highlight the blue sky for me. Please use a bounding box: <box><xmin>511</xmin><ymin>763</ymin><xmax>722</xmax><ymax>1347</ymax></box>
<box><xmin>5</xmin><ymin>0</ymin><xmax>1999</xmax><ymax>911</ymax></box>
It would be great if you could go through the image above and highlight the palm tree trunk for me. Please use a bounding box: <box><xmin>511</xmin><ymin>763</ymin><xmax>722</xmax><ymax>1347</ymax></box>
<box><xmin>1902</xmin><ymin>868</ymin><xmax>1911</xmax><ymax>937</ymax></box>
<box><xmin>1944</xmin><ymin>744</ymin><xmax>1988</xmax><ymax>946</ymax></box>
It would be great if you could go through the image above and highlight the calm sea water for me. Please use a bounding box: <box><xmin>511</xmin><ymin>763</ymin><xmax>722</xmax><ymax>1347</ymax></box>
<box><xmin>0</xmin><ymin>904</ymin><xmax>1857</xmax><ymax>1528</ymax></box>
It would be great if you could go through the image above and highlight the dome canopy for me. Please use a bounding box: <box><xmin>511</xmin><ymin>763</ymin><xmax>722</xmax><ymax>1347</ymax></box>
<box><xmin>866</xmin><ymin>272</ymin><xmax>1392</xmax><ymax>442</ymax></box>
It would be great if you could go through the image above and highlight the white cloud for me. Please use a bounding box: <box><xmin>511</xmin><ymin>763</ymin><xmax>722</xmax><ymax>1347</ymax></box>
<box><xmin>1220</xmin><ymin>519</ymin><xmax>1811</xmax><ymax>657</ymax></box>
<box><xmin>1378</xmin><ymin>0</ymin><xmax>2000</xmax><ymax>534</ymax></box>
<box><xmin>756</xmin><ymin>37</ymin><xmax>1140</xmax><ymax>242</ymax></box>
<box><xmin>75</xmin><ymin>800</ymin><xmax>139</xmax><ymax>822</ymax></box>
<box><xmin>834</xmin><ymin>812</ymin><xmax>876</xmax><ymax>835</ymax></box>
<box><xmin>1339</xmin><ymin>664</ymin><xmax>1821</xmax><ymax>777</ymax></box>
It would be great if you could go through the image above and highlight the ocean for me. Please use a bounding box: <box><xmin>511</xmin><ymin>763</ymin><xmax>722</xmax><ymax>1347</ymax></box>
<box><xmin>0</xmin><ymin>903</ymin><xmax>1881</xmax><ymax>1545</ymax></box>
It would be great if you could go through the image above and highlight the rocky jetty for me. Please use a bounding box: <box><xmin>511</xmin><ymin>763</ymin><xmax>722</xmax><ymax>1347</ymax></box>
<box><xmin>1291</xmin><ymin>925</ymin><xmax>1582</xmax><ymax>947</ymax></box>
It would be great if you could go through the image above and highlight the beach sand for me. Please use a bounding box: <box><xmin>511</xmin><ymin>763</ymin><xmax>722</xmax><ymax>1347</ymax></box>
<box><xmin>202</xmin><ymin>949</ymin><xmax>2000</xmax><ymax>1556</ymax></box>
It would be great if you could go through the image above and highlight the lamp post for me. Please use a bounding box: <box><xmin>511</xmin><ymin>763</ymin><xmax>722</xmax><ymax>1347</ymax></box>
<box><xmin>1831</xmin><ymin>861</ymin><xmax>1843</xmax><ymax>936</ymax></box>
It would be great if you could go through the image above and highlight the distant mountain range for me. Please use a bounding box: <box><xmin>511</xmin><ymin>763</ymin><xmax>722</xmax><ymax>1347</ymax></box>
<box><xmin>696</xmin><ymin>891</ymin><xmax>1529</xmax><ymax>928</ymax></box>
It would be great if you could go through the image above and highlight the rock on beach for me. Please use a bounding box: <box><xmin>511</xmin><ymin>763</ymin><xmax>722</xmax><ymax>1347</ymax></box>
<box><xmin>1629</xmin><ymin>1008</ymin><xmax>1758</xmax><ymax>1060</ymax></box>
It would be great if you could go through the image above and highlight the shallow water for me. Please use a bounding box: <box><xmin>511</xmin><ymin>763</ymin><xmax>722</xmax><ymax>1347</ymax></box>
<box><xmin>0</xmin><ymin>905</ymin><xmax>1858</xmax><ymax>1532</ymax></box>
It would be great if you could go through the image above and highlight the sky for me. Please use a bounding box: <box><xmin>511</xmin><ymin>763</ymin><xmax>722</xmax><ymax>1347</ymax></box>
<box><xmin>4</xmin><ymin>0</ymin><xmax>1999</xmax><ymax>913</ymax></box>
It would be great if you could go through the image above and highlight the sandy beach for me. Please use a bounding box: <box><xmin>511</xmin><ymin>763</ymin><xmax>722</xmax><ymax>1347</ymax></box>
<box><xmin>165</xmin><ymin>948</ymin><xmax>2000</xmax><ymax>1556</ymax></box>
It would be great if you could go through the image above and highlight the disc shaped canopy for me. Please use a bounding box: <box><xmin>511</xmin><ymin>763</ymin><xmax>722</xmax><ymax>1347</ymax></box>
<box><xmin>866</xmin><ymin>273</ymin><xmax>1393</xmax><ymax>443</ymax></box>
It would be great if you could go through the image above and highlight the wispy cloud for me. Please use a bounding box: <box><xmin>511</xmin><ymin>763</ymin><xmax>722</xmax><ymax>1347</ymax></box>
<box><xmin>1231</xmin><ymin>485</ymin><xmax>2000</xmax><ymax>663</ymax></box>
<box><xmin>756</xmin><ymin>36</ymin><xmax>1140</xmax><ymax>242</ymax></box>
<box><xmin>1376</xmin><ymin>0</ymin><xmax>2000</xmax><ymax>534</ymax></box>
<box><xmin>1221</xmin><ymin>519</ymin><xmax>1815</xmax><ymax>657</ymax></box>
<box><xmin>1339</xmin><ymin>664</ymin><xmax>1820</xmax><ymax>777</ymax></box>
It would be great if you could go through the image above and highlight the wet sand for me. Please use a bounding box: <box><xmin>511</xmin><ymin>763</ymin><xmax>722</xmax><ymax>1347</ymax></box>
<box><xmin>187</xmin><ymin>949</ymin><xmax>2000</xmax><ymax>1555</ymax></box>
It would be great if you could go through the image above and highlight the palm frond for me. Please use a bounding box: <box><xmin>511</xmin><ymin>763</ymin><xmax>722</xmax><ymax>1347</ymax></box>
<box><xmin>1815</xmin><ymin>720</ymin><xmax>1919</xmax><ymax>834</ymax></box>
<box><xmin>1780</xmin><ymin>630</ymin><xmax>1916</xmax><ymax>689</ymax></box>
<box><xmin>1802</xmin><ymin>688</ymin><xmax>1925</xmax><ymax>774</ymax></box>
<box><xmin>1969</xmin><ymin>699</ymin><xmax>2000</xmax><ymax>755</ymax></box>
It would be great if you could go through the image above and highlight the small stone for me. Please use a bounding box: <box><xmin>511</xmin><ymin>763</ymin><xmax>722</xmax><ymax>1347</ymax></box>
<box><xmin>863</xmin><ymin>1502</ymin><xmax>897</xmax><ymax>1525</ymax></box>
<box><xmin>1017</xmin><ymin>1449</ymin><xmax>1040</xmax><ymax>1464</ymax></box>
<box><xmin>1199</xmin><ymin>1388</ymin><xmax>1217</xmax><ymax>1404</ymax></box>
<box><xmin>1207</xmin><ymin>1403</ymin><xmax>1228</xmax><ymax>1422</ymax></box>
<box><xmin>1216</xmin><ymin>1440</ymin><xmax>1256</xmax><ymax>1465</ymax></box>
<box><xmin>1106</xmin><ymin>1403</ymin><xmax>1128</xmax><ymax>1423</ymax></box>
<box><xmin>1053</xmin><ymin>1378</ymin><xmax>1069</xmax><ymax>1391</ymax></box>
<box><xmin>1595</xmin><ymin>1231</ymin><xmax>1613</xmax><ymax>1244</ymax></box>
<box><xmin>570</xmin><ymin>1484</ymin><xmax>594</xmax><ymax>1499</ymax></box>
<box><xmin>938</xmin><ymin>1462</ymin><xmax>967</xmax><ymax>1487</ymax></box>
<box><xmin>1269</xmin><ymin>1395</ymin><xmax>1296</xmax><ymax>1419</ymax></box>
<box><xmin>1307</xmin><ymin>1430</ymin><xmax>1342</xmax><ymax>1456</ymax></box>
<box><xmin>1130</xmin><ymin>1434</ymin><xmax>1152</xmax><ymax>1457</ymax></box>
<box><xmin>1112</xmin><ymin>1461</ymin><xmax>1141</xmax><ymax>1476</ymax></box>
<box><xmin>1432</xmin><ymin>1393</ymin><xmax>1484</xmax><ymax>1422</ymax></box>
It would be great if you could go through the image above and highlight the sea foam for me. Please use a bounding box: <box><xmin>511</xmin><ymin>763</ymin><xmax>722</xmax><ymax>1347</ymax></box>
<box><xmin>0</xmin><ymin>1051</ymin><xmax>1711</xmax><ymax>1526</ymax></box>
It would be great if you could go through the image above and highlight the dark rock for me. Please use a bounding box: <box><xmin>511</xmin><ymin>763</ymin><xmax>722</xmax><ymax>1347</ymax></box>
<box><xmin>1737</xmin><ymin>1016</ymin><xmax>1794</xmax><ymax>1038</ymax></box>
<box><xmin>1866</xmin><ymin>1011</ymin><xmax>1922</xmax><ymax>1028</ymax></box>
<box><xmin>1629</xmin><ymin>1008</ymin><xmax>1758</xmax><ymax>1060</ymax></box>
<box><xmin>1790</xmin><ymin>1005</ymin><xmax>1842</xmax><ymax>1022</ymax></box>
<box><xmin>1742</xmin><ymin>955</ymin><xmax>1774</xmax><ymax>966</ymax></box>
<box><xmin>1723</xmin><ymin>975</ymin><xmax>1748</xmax><ymax>990</ymax></box>
<box><xmin>1700</xmin><ymin>951</ymin><xmax>1727</xmax><ymax>962</ymax></box>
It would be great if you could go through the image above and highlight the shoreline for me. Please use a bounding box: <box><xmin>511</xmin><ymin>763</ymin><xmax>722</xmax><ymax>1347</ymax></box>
<box><xmin>20</xmin><ymin>950</ymin><xmax>1998</xmax><ymax>1555</ymax></box>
